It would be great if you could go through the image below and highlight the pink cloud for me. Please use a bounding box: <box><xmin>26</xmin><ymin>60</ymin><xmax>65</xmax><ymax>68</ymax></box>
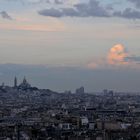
<box><xmin>0</xmin><ymin>21</ymin><xmax>65</xmax><ymax>32</ymax></box>
<box><xmin>107</xmin><ymin>44</ymin><xmax>128</xmax><ymax>65</ymax></box>
<box><xmin>87</xmin><ymin>44</ymin><xmax>140</xmax><ymax>70</ymax></box>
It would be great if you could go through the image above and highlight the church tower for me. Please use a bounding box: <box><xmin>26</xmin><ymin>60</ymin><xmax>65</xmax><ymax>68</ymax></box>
<box><xmin>23</xmin><ymin>76</ymin><xmax>27</xmax><ymax>84</ymax></box>
<box><xmin>14</xmin><ymin>76</ymin><xmax>17</xmax><ymax>87</ymax></box>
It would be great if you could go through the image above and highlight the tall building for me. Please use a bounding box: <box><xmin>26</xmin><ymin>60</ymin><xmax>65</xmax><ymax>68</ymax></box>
<box><xmin>103</xmin><ymin>89</ymin><xmax>108</xmax><ymax>96</ymax></box>
<box><xmin>14</xmin><ymin>76</ymin><xmax>17</xmax><ymax>87</ymax></box>
<box><xmin>76</xmin><ymin>87</ymin><xmax>85</xmax><ymax>94</ymax></box>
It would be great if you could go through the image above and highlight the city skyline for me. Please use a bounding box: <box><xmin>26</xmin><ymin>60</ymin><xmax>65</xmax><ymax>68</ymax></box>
<box><xmin>0</xmin><ymin>0</ymin><xmax>140</xmax><ymax>92</ymax></box>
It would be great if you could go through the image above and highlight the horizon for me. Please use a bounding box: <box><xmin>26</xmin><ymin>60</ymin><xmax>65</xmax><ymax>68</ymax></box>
<box><xmin>2</xmin><ymin>74</ymin><xmax>140</xmax><ymax>94</ymax></box>
<box><xmin>0</xmin><ymin>63</ymin><xmax>140</xmax><ymax>93</ymax></box>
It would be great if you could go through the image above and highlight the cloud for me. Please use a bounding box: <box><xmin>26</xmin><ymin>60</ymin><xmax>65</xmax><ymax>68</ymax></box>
<box><xmin>88</xmin><ymin>44</ymin><xmax>140</xmax><ymax>70</ymax></box>
<box><xmin>39</xmin><ymin>8</ymin><xmax>63</xmax><ymax>17</ymax></box>
<box><xmin>113</xmin><ymin>8</ymin><xmax>140</xmax><ymax>19</ymax></box>
<box><xmin>0</xmin><ymin>22</ymin><xmax>65</xmax><ymax>32</ymax></box>
<box><xmin>27</xmin><ymin>0</ymin><xmax>56</xmax><ymax>5</ymax></box>
<box><xmin>2</xmin><ymin>0</ymin><xmax>62</xmax><ymax>5</ymax></box>
<box><xmin>15</xmin><ymin>17</ymin><xmax>31</xmax><ymax>22</ymax></box>
<box><xmin>87</xmin><ymin>57</ymin><xmax>108</xmax><ymax>70</ymax></box>
<box><xmin>54</xmin><ymin>0</ymin><xmax>63</xmax><ymax>5</ymax></box>
<box><xmin>87</xmin><ymin>44</ymin><xmax>129</xmax><ymax>70</ymax></box>
<box><xmin>38</xmin><ymin>0</ymin><xmax>140</xmax><ymax>19</ymax></box>
<box><xmin>125</xmin><ymin>56</ymin><xmax>140</xmax><ymax>62</ymax></box>
<box><xmin>38</xmin><ymin>0</ymin><xmax>110</xmax><ymax>17</ymax></box>
<box><xmin>107</xmin><ymin>44</ymin><xmax>128</xmax><ymax>65</ymax></box>
<box><xmin>31</xmin><ymin>0</ymin><xmax>80</xmax><ymax>5</ymax></box>
<box><xmin>74</xmin><ymin>0</ymin><xmax>110</xmax><ymax>17</ymax></box>
<box><xmin>2</xmin><ymin>0</ymin><xmax>140</xmax><ymax>19</ymax></box>
<box><xmin>108</xmin><ymin>44</ymin><xmax>140</xmax><ymax>65</ymax></box>
<box><xmin>128</xmin><ymin>0</ymin><xmax>140</xmax><ymax>8</ymax></box>
<box><xmin>0</xmin><ymin>11</ymin><xmax>13</xmax><ymax>20</ymax></box>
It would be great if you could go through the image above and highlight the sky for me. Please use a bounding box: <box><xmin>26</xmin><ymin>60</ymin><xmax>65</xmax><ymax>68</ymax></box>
<box><xmin>0</xmin><ymin>0</ymin><xmax>140</xmax><ymax>92</ymax></box>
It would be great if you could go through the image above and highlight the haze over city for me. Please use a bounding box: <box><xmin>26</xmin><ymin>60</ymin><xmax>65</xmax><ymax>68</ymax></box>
<box><xmin>0</xmin><ymin>0</ymin><xmax>140</xmax><ymax>92</ymax></box>
<box><xmin>1</xmin><ymin>1</ymin><xmax>140</xmax><ymax>140</ymax></box>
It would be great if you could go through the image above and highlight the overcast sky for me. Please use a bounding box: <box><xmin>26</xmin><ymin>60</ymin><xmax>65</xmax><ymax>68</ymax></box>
<box><xmin>0</xmin><ymin>0</ymin><xmax>140</xmax><ymax>92</ymax></box>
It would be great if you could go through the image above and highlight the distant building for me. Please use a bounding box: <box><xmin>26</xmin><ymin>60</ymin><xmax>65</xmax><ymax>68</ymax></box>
<box><xmin>59</xmin><ymin>123</ymin><xmax>72</xmax><ymax>130</ymax></box>
<box><xmin>14</xmin><ymin>76</ymin><xmax>17</xmax><ymax>88</ymax></box>
<box><xmin>103</xmin><ymin>89</ymin><xmax>108</xmax><ymax>95</ymax></box>
<box><xmin>76</xmin><ymin>87</ymin><xmax>85</xmax><ymax>94</ymax></box>
<box><xmin>18</xmin><ymin>77</ymin><xmax>31</xmax><ymax>89</ymax></box>
<box><xmin>81</xmin><ymin>117</ymin><xmax>89</xmax><ymax>126</ymax></box>
<box><xmin>108</xmin><ymin>90</ymin><xmax>114</xmax><ymax>97</ymax></box>
<box><xmin>1</xmin><ymin>82</ymin><xmax>5</xmax><ymax>88</ymax></box>
<box><xmin>103</xmin><ymin>89</ymin><xmax>114</xmax><ymax>97</ymax></box>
